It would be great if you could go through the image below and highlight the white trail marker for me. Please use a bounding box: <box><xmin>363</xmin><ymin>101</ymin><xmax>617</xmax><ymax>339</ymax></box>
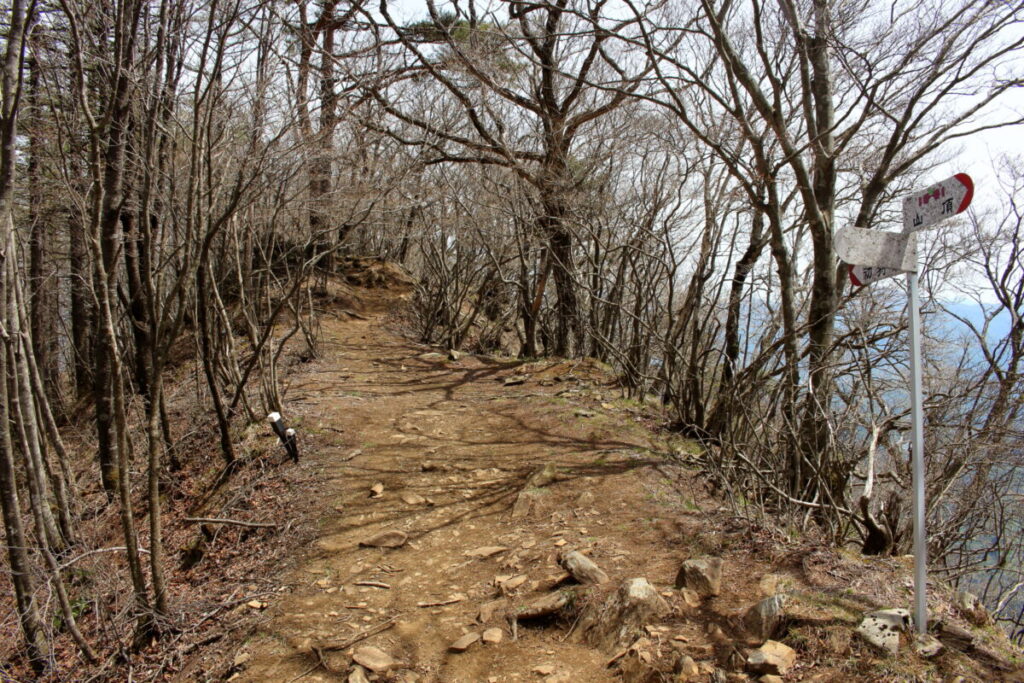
<box><xmin>839</xmin><ymin>173</ymin><xmax>974</xmax><ymax>635</ymax></box>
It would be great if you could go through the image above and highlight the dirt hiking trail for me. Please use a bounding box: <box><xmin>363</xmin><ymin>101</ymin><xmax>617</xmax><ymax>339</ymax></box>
<box><xmin>233</xmin><ymin>282</ymin><xmax>689</xmax><ymax>682</ymax></box>
<box><xmin>211</xmin><ymin>275</ymin><xmax>1015</xmax><ymax>683</ymax></box>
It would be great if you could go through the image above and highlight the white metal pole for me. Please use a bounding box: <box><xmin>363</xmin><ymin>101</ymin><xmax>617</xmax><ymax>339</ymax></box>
<box><xmin>908</xmin><ymin>270</ymin><xmax>927</xmax><ymax>634</ymax></box>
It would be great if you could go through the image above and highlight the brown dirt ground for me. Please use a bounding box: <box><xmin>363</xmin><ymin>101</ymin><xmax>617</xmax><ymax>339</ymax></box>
<box><xmin>177</xmin><ymin>275</ymin><xmax>1023</xmax><ymax>683</ymax></box>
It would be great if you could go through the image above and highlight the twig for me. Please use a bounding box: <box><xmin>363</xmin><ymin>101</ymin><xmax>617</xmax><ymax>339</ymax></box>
<box><xmin>340</xmin><ymin>309</ymin><xmax>369</xmax><ymax>320</ymax></box>
<box><xmin>560</xmin><ymin>609</ymin><xmax>584</xmax><ymax>642</ymax></box>
<box><xmin>285</xmin><ymin>661</ymin><xmax>320</xmax><ymax>683</ymax></box>
<box><xmin>59</xmin><ymin>546</ymin><xmax>151</xmax><ymax>570</ymax></box>
<box><xmin>416</xmin><ymin>596</ymin><xmax>464</xmax><ymax>607</ymax></box>
<box><xmin>354</xmin><ymin>581</ymin><xmax>391</xmax><ymax>589</ymax></box>
<box><xmin>183</xmin><ymin>517</ymin><xmax>279</xmax><ymax>529</ymax></box>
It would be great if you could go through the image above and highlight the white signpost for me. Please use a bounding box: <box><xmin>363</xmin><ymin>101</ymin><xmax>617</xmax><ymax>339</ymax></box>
<box><xmin>837</xmin><ymin>173</ymin><xmax>974</xmax><ymax>635</ymax></box>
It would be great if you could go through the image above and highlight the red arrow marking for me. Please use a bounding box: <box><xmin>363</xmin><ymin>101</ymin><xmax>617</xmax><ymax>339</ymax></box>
<box><xmin>849</xmin><ymin>264</ymin><xmax>863</xmax><ymax>287</ymax></box>
<box><xmin>954</xmin><ymin>173</ymin><xmax>974</xmax><ymax>214</ymax></box>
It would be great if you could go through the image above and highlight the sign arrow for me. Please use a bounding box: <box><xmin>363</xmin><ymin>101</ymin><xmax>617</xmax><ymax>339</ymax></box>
<box><xmin>836</xmin><ymin>227</ymin><xmax>917</xmax><ymax>272</ymax></box>
<box><xmin>902</xmin><ymin>173</ymin><xmax>973</xmax><ymax>233</ymax></box>
<box><xmin>836</xmin><ymin>227</ymin><xmax>917</xmax><ymax>286</ymax></box>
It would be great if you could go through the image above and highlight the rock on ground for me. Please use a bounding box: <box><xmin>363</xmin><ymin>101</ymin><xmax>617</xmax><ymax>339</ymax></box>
<box><xmin>352</xmin><ymin>645</ymin><xmax>397</xmax><ymax>673</ymax></box>
<box><xmin>856</xmin><ymin>608</ymin><xmax>911</xmax><ymax>655</ymax></box>
<box><xmin>674</xmin><ymin>557</ymin><xmax>723</xmax><ymax>597</ymax></box>
<box><xmin>511</xmin><ymin>488</ymin><xmax>545</xmax><ymax>518</ymax></box>
<box><xmin>743</xmin><ymin>594</ymin><xmax>787</xmax><ymax>643</ymax></box>
<box><xmin>746</xmin><ymin>640</ymin><xmax>796</xmax><ymax>676</ymax></box>
<box><xmin>358</xmin><ymin>529</ymin><xmax>408</xmax><ymax>548</ymax></box>
<box><xmin>348</xmin><ymin>664</ymin><xmax>371</xmax><ymax>683</ymax></box>
<box><xmin>558</xmin><ymin>549</ymin><xmax>610</xmax><ymax>584</ymax></box>
<box><xmin>677</xmin><ymin>654</ymin><xmax>700</xmax><ymax>679</ymax></box>
<box><xmin>576</xmin><ymin>577</ymin><xmax>670</xmax><ymax>651</ymax></box>
<box><xmin>449</xmin><ymin>631</ymin><xmax>480</xmax><ymax>652</ymax></box>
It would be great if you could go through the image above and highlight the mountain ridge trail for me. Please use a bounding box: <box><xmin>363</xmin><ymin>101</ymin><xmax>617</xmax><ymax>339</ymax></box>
<box><xmin>229</xmin><ymin>282</ymin><xmax>683</xmax><ymax>682</ymax></box>
<box><xmin>205</xmin><ymin>276</ymin><xmax>1011</xmax><ymax>683</ymax></box>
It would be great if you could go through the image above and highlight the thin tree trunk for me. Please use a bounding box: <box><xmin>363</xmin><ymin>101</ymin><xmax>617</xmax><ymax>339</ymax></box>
<box><xmin>0</xmin><ymin>1</ymin><xmax>51</xmax><ymax>663</ymax></box>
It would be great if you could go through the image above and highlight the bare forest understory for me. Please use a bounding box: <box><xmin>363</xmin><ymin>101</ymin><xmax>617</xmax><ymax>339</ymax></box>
<box><xmin>4</xmin><ymin>272</ymin><xmax>1019</xmax><ymax>682</ymax></box>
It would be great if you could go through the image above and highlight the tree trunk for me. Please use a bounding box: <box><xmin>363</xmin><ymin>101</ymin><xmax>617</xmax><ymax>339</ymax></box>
<box><xmin>0</xmin><ymin>277</ymin><xmax>50</xmax><ymax>670</ymax></box>
<box><xmin>0</xmin><ymin>0</ymin><xmax>51</xmax><ymax>664</ymax></box>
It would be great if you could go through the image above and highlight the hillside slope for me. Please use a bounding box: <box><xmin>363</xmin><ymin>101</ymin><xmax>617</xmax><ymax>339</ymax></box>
<box><xmin>182</xmin><ymin>273</ymin><xmax>1022</xmax><ymax>683</ymax></box>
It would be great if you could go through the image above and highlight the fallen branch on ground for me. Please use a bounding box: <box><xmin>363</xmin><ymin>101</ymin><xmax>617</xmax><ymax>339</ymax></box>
<box><xmin>183</xmin><ymin>517</ymin><xmax>279</xmax><ymax>529</ymax></box>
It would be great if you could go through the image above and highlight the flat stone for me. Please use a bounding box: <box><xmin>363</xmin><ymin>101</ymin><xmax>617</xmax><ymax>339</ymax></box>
<box><xmin>400</xmin><ymin>491</ymin><xmax>426</xmax><ymax>505</ymax></box>
<box><xmin>348</xmin><ymin>665</ymin><xmax>370</xmax><ymax>683</ymax></box>
<box><xmin>359</xmin><ymin>530</ymin><xmax>408</xmax><ymax>548</ymax></box>
<box><xmin>352</xmin><ymin>646</ymin><xmax>396</xmax><ymax>672</ymax></box>
<box><xmin>533</xmin><ymin>664</ymin><xmax>555</xmax><ymax>675</ymax></box>
<box><xmin>482</xmin><ymin>627</ymin><xmax>503</xmax><ymax>644</ymax></box>
<box><xmin>500</xmin><ymin>574</ymin><xmax>529</xmax><ymax>592</ymax></box>
<box><xmin>370</xmin><ymin>482</ymin><xmax>384</xmax><ymax>498</ymax></box>
<box><xmin>674</xmin><ymin>557</ymin><xmax>723</xmax><ymax>597</ymax></box>
<box><xmin>746</xmin><ymin>640</ymin><xmax>796</xmax><ymax>676</ymax></box>
<box><xmin>759</xmin><ymin>676</ymin><xmax>783</xmax><ymax>683</ymax></box>
<box><xmin>856</xmin><ymin>608</ymin><xmax>910</xmax><ymax>655</ymax></box>
<box><xmin>449</xmin><ymin>632</ymin><xmax>481</xmax><ymax>652</ymax></box>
